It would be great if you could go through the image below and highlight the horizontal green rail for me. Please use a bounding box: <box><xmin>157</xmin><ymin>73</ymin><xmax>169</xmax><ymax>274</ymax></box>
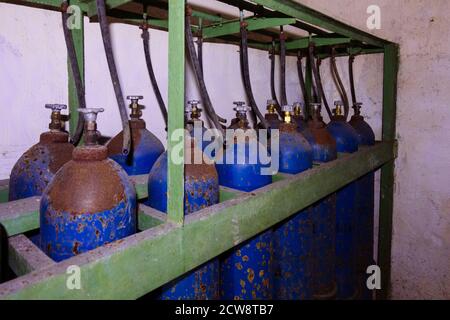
<box><xmin>0</xmin><ymin>142</ymin><xmax>396</xmax><ymax>299</ymax></box>
<box><xmin>251</xmin><ymin>0</ymin><xmax>390</xmax><ymax>48</ymax></box>
<box><xmin>203</xmin><ymin>17</ymin><xmax>295</xmax><ymax>39</ymax></box>
<box><xmin>0</xmin><ymin>186</ymin><xmax>241</xmax><ymax>237</ymax></box>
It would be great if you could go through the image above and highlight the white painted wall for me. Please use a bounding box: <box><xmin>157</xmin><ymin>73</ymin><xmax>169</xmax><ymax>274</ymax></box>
<box><xmin>0</xmin><ymin>0</ymin><xmax>448</xmax><ymax>299</ymax></box>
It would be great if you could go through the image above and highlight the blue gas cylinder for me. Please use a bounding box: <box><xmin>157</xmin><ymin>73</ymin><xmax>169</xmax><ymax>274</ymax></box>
<box><xmin>9</xmin><ymin>104</ymin><xmax>74</xmax><ymax>201</ymax></box>
<box><xmin>307</xmin><ymin>103</ymin><xmax>338</xmax><ymax>299</ymax></box>
<box><xmin>146</xmin><ymin>138</ymin><xmax>220</xmax><ymax>300</ymax></box>
<box><xmin>273</xmin><ymin>105</ymin><xmax>314</xmax><ymax>300</ymax></box>
<box><xmin>349</xmin><ymin>103</ymin><xmax>375</xmax><ymax>300</ymax></box>
<box><xmin>108</xmin><ymin>96</ymin><xmax>164</xmax><ymax>176</ymax></box>
<box><xmin>217</xmin><ymin>102</ymin><xmax>273</xmax><ymax>299</ymax></box>
<box><xmin>40</xmin><ymin>108</ymin><xmax>136</xmax><ymax>262</ymax></box>
<box><xmin>326</xmin><ymin>102</ymin><xmax>360</xmax><ymax>299</ymax></box>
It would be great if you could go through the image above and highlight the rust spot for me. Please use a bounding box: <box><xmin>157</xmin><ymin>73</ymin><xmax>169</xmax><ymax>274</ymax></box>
<box><xmin>247</xmin><ymin>268</ymin><xmax>255</xmax><ymax>283</ymax></box>
<box><xmin>242</xmin><ymin>255</ymin><xmax>249</xmax><ymax>262</ymax></box>
<box><xmin>72</xmin><ymin>241</ymin><xmax>80</xmax><ymax>255</ymax></box>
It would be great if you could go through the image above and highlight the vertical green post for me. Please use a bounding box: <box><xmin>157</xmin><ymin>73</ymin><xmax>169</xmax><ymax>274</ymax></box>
<box><xmin>167</xmin><ymin>0</ymin><xmax>185</xmax><ymax>224</ymax></box>
<box><xmin>68</xmin><ymin>14</ymin><xmax>85</xmax><ymax>136</ymax></box>
<box><xmin>377</xmin><ymin>43</ymin><xmax>399</xmax><ymax>300</ymax></box>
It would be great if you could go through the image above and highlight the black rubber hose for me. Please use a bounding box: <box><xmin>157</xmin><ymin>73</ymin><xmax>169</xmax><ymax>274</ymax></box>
<box><xmin>96</xmin><ymin>0</ymin><xmax>130</xmax><ymax>155</ymax></box>
<box><xmin>240</xmin><ymin>21</ymin><xmax>269</xmax><ymax>129</ymax></box>
<box><xmin>349</xmin><ymin>54</ymin><xmax>357</xmax><ymax>106</ymax></box>
<box><xmin>197</xmin><ymin>34</ymin><xmax>204</xmax><ymax>76</ymax></box>
<box><xmin>307</xmin><ymin>50</ymin><xmax>319</xmax><ymax>104</ymax></box>
<box><xmin>141</xmin><ymin>25</ymin><xmax>168</xmax><ymax>128</ymax></box>
<box><xmin>279</xmin><ymin>29</ymin><xmax>288</xmax><ymax>108</ymax></box>
<box><xmin>269</xmin><ymin>42</ymin><xmax>280</xmax><ymax>109</ymax></box>
<box><xmin>309</xmin><ymin>44</ymin><xmax>332</xmax><ymax>119</ymax></box>
<box><xmin>61</xmin><ymin>1</ymin><xmax>85</xmax><ymax>145</ymax></box>
<box><xmin>186</xmin><ymin>15</ymin><xmax>225</xmax><ymax>136</ymax></box>
<box><xmin>297</xmin><ymin>52</ymin><xmax>310</xmax><ymax>119</ymax></box>
<box><xmin>331</xmin><ymin>50</ymin><xmax>350</xmax><ymax>119</ymax></box>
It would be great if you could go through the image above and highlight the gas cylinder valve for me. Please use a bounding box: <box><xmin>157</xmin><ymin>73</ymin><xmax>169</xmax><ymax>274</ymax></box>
<box><xmin>233</xmin><ymin>101</ymin><xmax>250</xmax><ymax>117</ymax></box>
<box><xmin>266</xmin><ymin>99</ymin><xmax>277</xmax><ymax>114</ymax></box>
<box><xmin>187</xmin><ymin>100</ymin><xmax>202</xmax><ymax>120</ymax></box>
<box><xmin>45</xmin><ymin>104</ymin><xmax>67</xmax><ymax>131</ymax></box>
<box><xmin>352</xmin><ymin>102</ymin><xmax>363</xmax><ymax>116</ymax></box>
<box><xmin>79</xmin><ymin>108</ymin><xmax>104</xmax><ymax>145</ymax></box>
<box><xmin>282</xmin><ymin>105</ymin><xmax>293</xmax><ymax>124</ymax></box>
<box><xmin>127</xmin><ymin>95</ymin><xmax>144</xmax><ymax>119</ymax></box>
<box><xmin>333</xmin><ymin>101</ymin><xmax>344</xmax><ymax>116</ymax></box>
<box><xmin>293</xmin><ymin>102</ymin><xmax>304</xmax><ymax>117</ymax></box>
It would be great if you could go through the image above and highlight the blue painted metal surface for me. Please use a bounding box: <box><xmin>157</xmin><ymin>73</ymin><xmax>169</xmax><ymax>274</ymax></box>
<box><xmin>146</xmin><ymin>148</ymin><xmax>220</xmax><ymax>300</ymax></box>
<box><xmin>273</xmin><ymin>121</ymin><xmax>314</xmax><ymax>299</ymax></box>
<box><xmin>326</xmin><ymin>108</ymin><xmax>360</xmax><ymax>299</ymax></box>
<box><xmin>306</xmin><ymin>106</ymin><xmax>338</xmax><ymax>298</ymax></box>
<box><xmin>217</xmin><ymin>132</ymin><xmax>273</xmax><ymax>299</ymax></box>
<box><xmin>9</xmin><ymin>132</ymin><xmax>73</xmax><ymax>201</ymax></box>
<box><xmin>349</xmin><ymin>105</ymin><xmax>376</xmax><ymax>300</ymax></box>
<box><xmin>40</xmin><ymin>108</ymin><xmax>137</xmax><ymax>262</ymax></box>
<box><xmin>40</xmin><ymin>155</ymin><xmax>137</xmax><ymax>262</ymax></box>
<box><xmin>108</xmin><ymin>120</ymin><xmax>164</xmax><ymax>176</ymax></box>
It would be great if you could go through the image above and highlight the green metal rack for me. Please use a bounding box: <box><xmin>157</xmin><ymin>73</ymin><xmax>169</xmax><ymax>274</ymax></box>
<box><xmin>0</xmin><ymin>0</ymin><xmax>399</xmax><ymax>299</ymax></box>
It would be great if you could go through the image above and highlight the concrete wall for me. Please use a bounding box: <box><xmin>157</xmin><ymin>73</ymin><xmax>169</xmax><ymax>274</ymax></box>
<box><xmin>0</xmin><ymin>1</ymin><xmax>449</xmax><ymax>299</ymax></box>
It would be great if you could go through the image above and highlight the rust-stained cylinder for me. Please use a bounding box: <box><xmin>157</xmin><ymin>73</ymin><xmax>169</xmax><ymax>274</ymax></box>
<box><xmin>9</xmin><ymin>104</ymin><xmax>74</xmax><ymax>201</ymax></box>
<box><xmin>40</xmin><ymin>108</ymin><xmax>136</xmax><ymax>262</ymax></box>
<box><xmin>107</xmin><ymin>96</ymin><xmax>164</xmax><ymax>176</ymax></box>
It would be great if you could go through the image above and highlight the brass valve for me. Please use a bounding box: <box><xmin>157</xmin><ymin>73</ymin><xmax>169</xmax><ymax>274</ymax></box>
<box><xmin>281</xmin><ymin>105</ymin><xmax>293</xmax><ymax>124</ymax></box>
<box><xmin>293</xmin><ymin>102</ymin><xmax>303</xmax><ymax>117</ymax></box>
<box><xmin>266</xmin><ymin>99</ymin><xmax>277</xmax><ymax>114</ymax></box>
<box><xmin>333</xmin><ymin>101</ymin><xmax>344</xmax><ymax>116</ymax></box>
<box><xmin>45</xmin><ymin>104</ymin><xmax>67</xmax><ymax>131</ymax></box>
<box><xmin>127</xmin><ymin>95</ymin><xmax>144</xmax><ymax>119</ymax></box>
<box><xmin>187</xmin><ymin>100</ymin><xmax>202</xmax><ymax>120</ymax></box>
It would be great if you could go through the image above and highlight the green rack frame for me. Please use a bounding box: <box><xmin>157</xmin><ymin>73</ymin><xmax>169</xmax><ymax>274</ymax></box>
<box><xmin>0</xmin><ymin>0</ymin><xmax>399</xmax><ymax>300</ymax></box>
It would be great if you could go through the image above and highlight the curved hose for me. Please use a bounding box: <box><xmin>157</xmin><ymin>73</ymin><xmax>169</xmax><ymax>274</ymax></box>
<box><xmin>269</xmin><ymin>42</ymin><xmax>280</xmax><ymax>109</ymax></box>
<box><xmin>96</xmin><ymin>0</ymin><xmax>130</xmax><ymax>155</ymax></box>
<box><xmin>61</xmin><ymin>1</ymin><xmax>85</xmax><ymax>145</ymax></box>
<box><xmin>197</xmin><ymin>34</ymin><xmax>204</xmax><ymax>76</ymax></box>
<box><xmin>186</xmin><ymin>15</ymin><xmax>225</xmax><ymax>136</ymax></box>
<box><xmin>349</xmin><ymin>54</ymin><xmax>357</xmax><ymax>106</ymax></box>
<box><xmin>279</xmin><ymin>29</ymin><xmax>288</xmax><ymax>108</ymax></box>
<box><xmin>297</xmin><ymin>52</ymin><xmax>310</xmax><ymax>118</ymax></box>
<box><xmin>309</xmin><ymin>44</ymin><xmax>332</xmax><ymax>119</ymax></box>
<box><xmin>141</xmin><ymin>25</ymin><xmax>168</xmax><ymax>128</ymax></box>
<box><xmin>330</xmin><ymin>49</ymin><xmax>350</xmax><ymax>119</ymax></box>
<box><xmin>240</xmin><ymin>21</ymin><xmax>269</xmax><ymax>129</ymax></box>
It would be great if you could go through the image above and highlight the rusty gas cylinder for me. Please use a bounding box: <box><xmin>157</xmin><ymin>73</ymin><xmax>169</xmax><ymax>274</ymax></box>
<box><xmin>257</xmin><ymin>99</ymin><xmax>282</xmax><ymax>130</ymax></box>
<box><xmin>307</xmin><ymin>102</ymin><xmax>338</xmax><ymax>300</ymax></box>
<box><xmin>9</xmin><ymin>104</ymin><xmax>74</xmax><ymax>201</ymax></box>
<box><xmin>273</xmin><ymin>104</ymin><xmax>314</xmax><ymax>300</ymax></box>
<box><xmin>107</xmin><ymin>95</ymin><xmax>164</xmax><ymax>176</ymax></box>
<box><xmin>327</xmin><ymin>101</ymin><xmax>360</xmax><ymax>300</ymax></box>
<box><xmin>349</xmin><ymin>102</ymin><xmax>376</xmax><ymax>300</ymax></box>
<box><xmin>217</xmin><ymin>101</ymin><xmax>273</xmax><ymax>300</ymax></box>
<box><xmin>146</xmin><ymin>136</ymin><xmax>220</xmax><ymax>299</ymax></box>
<box><xmin>40</xmin><ymin>108</ymin><xmax>136</xmax><ymax>262</ymax></box>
